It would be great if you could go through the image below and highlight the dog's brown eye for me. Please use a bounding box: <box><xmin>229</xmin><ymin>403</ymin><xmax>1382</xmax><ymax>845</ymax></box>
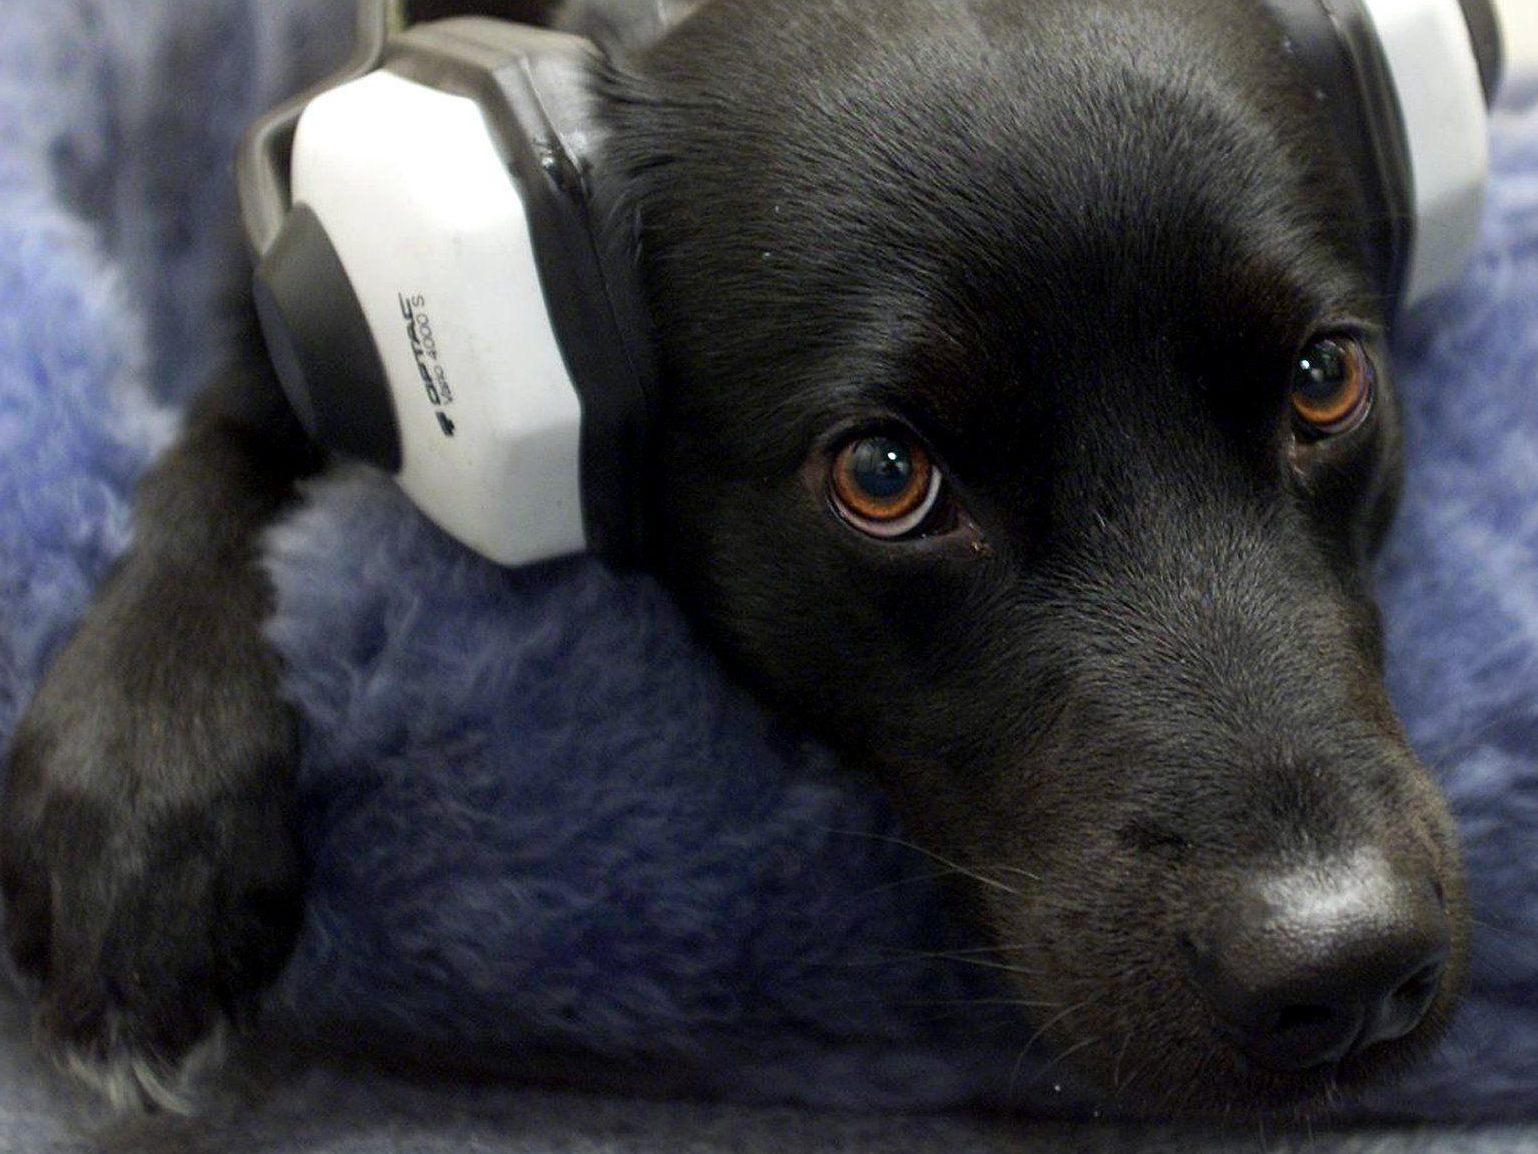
<box><xmin>1291</xmin><ymin>336</ymin><xmax>1374</xmax><ymax>437</ymax></box>
<box><xmin>829</xmin><ymin>434</ymin><xmax>942</xmax><ymax>539</ymax></box>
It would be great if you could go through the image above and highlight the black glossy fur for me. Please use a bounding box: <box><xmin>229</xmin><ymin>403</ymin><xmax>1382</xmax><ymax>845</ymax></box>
<box><xmin>2</xmin><ymin>0</ymin><xmax>1466</xmax><ymax>1120</ymax></box>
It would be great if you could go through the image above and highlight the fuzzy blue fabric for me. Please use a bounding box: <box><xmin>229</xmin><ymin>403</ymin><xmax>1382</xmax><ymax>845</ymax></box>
<box><xmin>3</xmin><ymin>0</ymin><xmax>1538</xmax><ymax>1123</ymax></box>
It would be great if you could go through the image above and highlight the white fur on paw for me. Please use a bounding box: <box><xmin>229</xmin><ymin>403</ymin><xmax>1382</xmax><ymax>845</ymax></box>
<box><xmin>50</xmin><ymin>1015</ymin><xmax>229</xmax><ymax>1115</ymax></box>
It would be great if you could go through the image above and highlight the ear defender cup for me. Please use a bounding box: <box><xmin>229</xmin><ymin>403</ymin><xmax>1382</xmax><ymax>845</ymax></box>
<box><xmin>238</xmin><ymin>1</ymin><xmax>658</xmax><ymax>568</ymax></box>
<box><xmin>1359</xmin><ymin>0</ymin><xmax>1495</xmax><ymax>308</ymax></box>
<box><xmin>1263</xmin><ymin>0</ymin><xmax>1524</xmax><ymax>314</ymax></box>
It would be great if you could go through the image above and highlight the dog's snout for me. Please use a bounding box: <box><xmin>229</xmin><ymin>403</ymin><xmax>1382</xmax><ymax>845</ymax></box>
<box><xmin>1186</xmin><ymin>856</ymin><xmax>1450</xmax><ymax>1073</ymax></box>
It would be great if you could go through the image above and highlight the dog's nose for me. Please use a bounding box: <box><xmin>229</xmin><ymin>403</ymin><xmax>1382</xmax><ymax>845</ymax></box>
<box><xmin>1187</xmin><ymin>856</ymin><xmax>1449</xmax><ymax>1072</ymax></box>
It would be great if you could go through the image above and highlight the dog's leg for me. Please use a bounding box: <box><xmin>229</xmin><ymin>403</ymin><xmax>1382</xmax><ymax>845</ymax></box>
<box><xmin>1</xmin><ymin>343</ymin><xmax>322</xmax><ymax>1111</ymax></box>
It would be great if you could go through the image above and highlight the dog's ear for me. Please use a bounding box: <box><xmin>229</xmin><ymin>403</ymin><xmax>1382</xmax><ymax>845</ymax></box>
<box><xmin>553</xmin><ymin>0</ymin><xmax>708</xmax><ymax>54</ymax></box>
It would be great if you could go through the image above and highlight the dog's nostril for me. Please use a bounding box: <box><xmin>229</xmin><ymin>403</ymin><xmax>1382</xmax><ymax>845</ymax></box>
<box><xmin>1396</xmin><ymin>962</ymin><xmax>1443</xmax><ymax>1004</ymax></box>
<box><xmin>1376</xmin><ymin>960</ymin><xmax>1447</xmax><ymax>1041</ymax></box>
<box><xmin>1273</xmin><ymin>1004</ymin><xmax>1341</xmax><ymax>1035</ymax></box>
<box><xmin>1254</xmin><ymin>1002</ymin><xmax>1364</xmax><ymax>1071</ymax></box>
<box><xmin>1188</xmin><ymin>857</ymin><xmax>1450</xmax><ymax>1073</ymax></box>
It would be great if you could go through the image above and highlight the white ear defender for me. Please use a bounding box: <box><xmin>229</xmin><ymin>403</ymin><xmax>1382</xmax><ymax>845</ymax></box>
<box><xmin>238</xmin><ymin>0</ymin><xmax>1537</xmax><ymax>569</ymax></box>
<box><xmin>239</xmin><ymin>0</ymin><xmax>663</xmax><ymax>567</ymax></box>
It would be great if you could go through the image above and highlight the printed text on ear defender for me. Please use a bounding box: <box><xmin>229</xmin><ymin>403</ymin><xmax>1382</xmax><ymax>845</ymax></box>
<box><xmin>399</xmin><ymin>294</ymin><xmax>457</xmax><ymax>438</ymax></box>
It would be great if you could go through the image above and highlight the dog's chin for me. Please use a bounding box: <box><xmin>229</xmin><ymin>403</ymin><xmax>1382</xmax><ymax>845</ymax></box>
<box><xmin>956</xmin><ymin>826</ymin><xmax>1470</xmax><ymax>1120</ymax></box>
<box><xmin>1050</xmin><ymin>992</ymin><xmax>1461</xmax><ymax>1122</ymax></box>
<box><xmin>988</xmin><ymin>920</ymin><xmax>1467</xmax><ymax>1121</ymax></box>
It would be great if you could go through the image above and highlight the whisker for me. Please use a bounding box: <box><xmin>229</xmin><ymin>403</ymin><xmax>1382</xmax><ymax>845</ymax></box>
<box><xmin>919</xmin><ymin>955</ymin><xmax>1043</xmax><ymax>979</ymax></box>
<box><xmin>842</xmin><ymin>866</ymin><xmax>1011</xmax><ymax>902</ymax></box>
<box><xmin>917</xmin><ymin>942</ymin><xmax>1038</xmax><ymax>956</ymax></box>
<box><xmin>829</xmin><ymin>942</ymin><xmax>1041</xmax><ymax>969</ymax></box>
<box><xmin>819</xmin><ymin>827</ymin><xmax>1030</xmax><ymax>898</ymax></box>
<box><xmin>1006</xmin><ymin>1038</ymin><xmax>1036</xmax><ymax>1099</ymax></box>
<box><xmin>1116</xmin><ymin>1058</ymin><xmax>1146</xmax><ymax>1100</ymax></box>
<box><xmin>1017</xmin><ymin>994</ymin><xmax>1100</xmax><ymax>1072</ymax></box>
<box><xmin>837</xmin><ymin>951</ymin><xmax>1046</xmax><ymax>979</ymax></box>
<box><xmin>1044</xmin><ymin>1033</ymin><xmax>1101</xmax><ymax>1075</ymax></box>
<box><xmin>1111</xmin><ymin>1030</ymin><xmax>1133</xmax><ymax>1092</ymax></box>
<box><xmin>900</xmin><ymin>997</ymin><xmax>1062</xmax><ymax>1010</ymax></box>
<box><xmin>1004</xmin><ymin>995</ymin><xmax>1097</xmax><ymax>1099</ymax></box>
<box><xmin>825</xmin><ymin>945</ymin><xmax>1048</xmax><ymax>989</ymax></box>
<box><xmin>982</xmin><ymin>863</ymin><xmax>1045</xmax><ymax>883</ymax></box>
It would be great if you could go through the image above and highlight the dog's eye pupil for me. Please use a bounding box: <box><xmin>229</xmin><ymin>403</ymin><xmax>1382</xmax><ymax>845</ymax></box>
<box><xmin>850</xmin><ymin>439</ymin><xmax>913</xmax><ymax>498</ymax></box>
<box><xmin>1290</xmin><ymin>337</ymin><xmax>1373</xmax><ymax>436</ymax></box>
<box><xmin>829</xmin><ymin>433</ymin><xmax>942</xmax><ymax>540</ymax></box>
<box><xmin>1296</xmin><ymin>342</ymin><xmax>1346</xmax><ymax>399</ymax></box>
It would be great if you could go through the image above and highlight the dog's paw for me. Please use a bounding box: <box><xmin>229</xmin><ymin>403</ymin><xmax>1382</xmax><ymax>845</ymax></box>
<box><xmin>52</xmin><ymin>1016</ymin><xmax>231</xmax><ymax>1116</ymax></box>
<box><xmin>1</xmin><ymin>762</ymin><xmax>304</xmax><ymax>1111</ymax></box>
<box><xmin>1</xmin><ymin>755</ymin><xmax>303</xmax><ymax>1112</ymax></box>
<box><xmin>1</xmin><ymin>599</ymin><xmax>305</xmax><ymax>1111</ymax></box>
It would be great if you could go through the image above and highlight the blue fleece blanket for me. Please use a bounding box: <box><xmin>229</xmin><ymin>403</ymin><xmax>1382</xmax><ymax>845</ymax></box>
<box><xmin>3</xmin><ymin>0</ymin><xmax>1537</xmax><ymax>1123</ymax></box>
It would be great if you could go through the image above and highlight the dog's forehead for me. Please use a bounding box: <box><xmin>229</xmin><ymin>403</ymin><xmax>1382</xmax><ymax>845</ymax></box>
<box><xmin>627</xmin><ymin>0</ymin><xmax>1375</xmax><ymax>456</ymax></box>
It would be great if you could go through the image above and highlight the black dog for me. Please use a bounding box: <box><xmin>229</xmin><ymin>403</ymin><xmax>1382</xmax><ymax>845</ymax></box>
<box><xmin>1</xmin><ymin>0</ymin><xmax>1468</xmax><ymax>1120</ymax></box>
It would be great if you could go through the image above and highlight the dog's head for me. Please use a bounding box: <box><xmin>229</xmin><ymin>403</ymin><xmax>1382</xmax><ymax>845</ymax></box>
<box><xmin>601</xmin><ymin>0</ymin><xmax>1467</xmax><ymax>1117</ymax></box>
